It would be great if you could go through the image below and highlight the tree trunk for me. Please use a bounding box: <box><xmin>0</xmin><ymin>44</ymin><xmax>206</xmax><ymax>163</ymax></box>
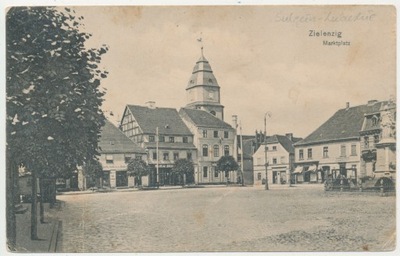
<box><xmin>49</xmin><ymin>179</ymin><xmax>56</xmax><ymax>209</ymax></box>
<box><xmin>39</xmin><ymin>178</ymin><xmax>45</xmax><ymax>223</ymax></box>
<box><xmin>6</xmin><ymin>157</ymin><xmax>17</xmax><ymax>250</ymax></box>
<box><xmin>31</xmin><ymin>170</ymin><xmax>38</xmax><ymax>240</ymax></box>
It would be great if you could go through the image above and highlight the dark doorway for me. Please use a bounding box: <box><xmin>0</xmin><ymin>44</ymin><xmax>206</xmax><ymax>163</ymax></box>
<box><xmin>116</xmin><ymin>171</ymin><xmax>128</xmax><ymax>187</ymax></box>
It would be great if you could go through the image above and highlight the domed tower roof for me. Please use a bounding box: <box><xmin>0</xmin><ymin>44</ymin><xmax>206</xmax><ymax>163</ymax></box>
<box><xmin>186</xmin><ymin>48</ymin><xmax>220</xmax><ymax>90</ymax></box>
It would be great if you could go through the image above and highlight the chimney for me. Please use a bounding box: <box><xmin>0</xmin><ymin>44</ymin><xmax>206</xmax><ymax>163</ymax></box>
<box><xmin>145</xmin><ymin>101</ymin><xmax>156</xmax><ymax>109</ymax></box>
<box><xmin>232</xmin><ymin>115</ymin><xmax>238</xmax><ymax>130</ymax></box>
<box><xmin>367</xmin><ymin>100</ymin><xmax>378</xmax><ymax>105</ymax></box>
<box><xmin>285</xmin><ymin>133</ymin><xmax>293</xmax><ymax>141</ymax></box>
<box><xmin>346</xmin><ymin>102</ymin><xmax>350</xmax><ymax>109</ymax></box>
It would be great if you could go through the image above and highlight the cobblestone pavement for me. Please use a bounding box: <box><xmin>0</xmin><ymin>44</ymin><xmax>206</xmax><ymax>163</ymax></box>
<box><xmin>57</xmin><ymin>186</ymin><xmax>396</xmax><ymax>253</ymax></box>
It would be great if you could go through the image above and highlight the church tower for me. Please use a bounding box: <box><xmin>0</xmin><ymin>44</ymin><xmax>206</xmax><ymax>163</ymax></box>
<box><xmin>185</xmin><ymin>48</ymin><xmax>224</xmax><ymax>120</ymax></box>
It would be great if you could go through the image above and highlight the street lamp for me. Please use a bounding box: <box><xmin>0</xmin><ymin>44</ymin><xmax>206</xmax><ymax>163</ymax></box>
<box><xmin>264</xmin><ymin>112</ymin><xmax>272</xmax><ymax>190</ymax></box>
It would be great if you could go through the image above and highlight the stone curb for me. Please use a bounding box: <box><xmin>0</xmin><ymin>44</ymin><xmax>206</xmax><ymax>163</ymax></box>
<box><xmin>48</xmin><ymin>220</ymin><xmax>61</xmax><ymax>252</ymax></box>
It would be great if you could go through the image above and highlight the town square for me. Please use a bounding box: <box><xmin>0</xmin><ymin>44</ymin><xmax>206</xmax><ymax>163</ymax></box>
<box><xmin>4</xmin><ymin>3</ymin><xmax>397</xmax><ymax>255</ymax></box>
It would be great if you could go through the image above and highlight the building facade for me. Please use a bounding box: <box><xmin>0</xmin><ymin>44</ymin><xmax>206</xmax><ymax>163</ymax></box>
<box><xmin>359</xmin><ymin>100</ymin><xmax>396</xmax><ymax>188</ymax></box>
<box><xmin>120</xmin><ymin>103</ymin><xmax>198</xmax><ymax>186</ymax></box>
<box><xmin>294</xmin><ymin>100</ymin><xmax>394</xmax><ymax>186</ymax></box>
<box><xmin>78</xmin><ymin>119</ymin><xmax>146</xmax><ymax>190</ymax></box>
<box><xmin>179</xmin><ymin>108</ymin><xmax>236</xmax><ymax>184</ymax></box>
<box><xmin>253</xmin><ymin>134</ymin><xmax>300</xmax><ymax>186</ymax></box>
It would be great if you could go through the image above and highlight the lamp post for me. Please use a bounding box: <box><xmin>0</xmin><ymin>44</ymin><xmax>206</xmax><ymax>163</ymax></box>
<box><xmin>156</xmin><ymin>126</ymin><xmax>159</xmax><ymax>188</ymax></box>
<box><xmin>264</xmin><ymin>112</ymin><xmax>272</xmax><ymax>190</ymax></box>
<box><xmin>240</xmin><ymin>120</ymin><xmax>244</xmax><ymax>186</ymax></box>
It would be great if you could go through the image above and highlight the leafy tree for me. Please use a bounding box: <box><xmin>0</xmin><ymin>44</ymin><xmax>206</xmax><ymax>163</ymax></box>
<box><xmin>6</xmin><ymin>7</ymin><xmax>108</xmax><ymax>244</ymax></box>
<box><xmin>127</xmin><ymin>159</ymin><xmax>150</xmax><ymax>187</ymax></box>
<box><xmin>172</xmin><ymin>159</ymin><xmax>194</xmax><ymax>186</ymax></box>
<box><xmin>83</xmin><ymin>159</ymin><xmax>103</xmax><ymax>189</ymax></box>
<box><xmin>216</xmin><ymin>156</ymin><xmax>239</xmax><ymax>185</ymax></box>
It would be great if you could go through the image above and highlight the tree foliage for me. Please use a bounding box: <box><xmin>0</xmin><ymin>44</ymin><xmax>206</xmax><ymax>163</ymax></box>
<box><xmin>172</xmin><ymin>159</ymin><xmax>194</xmax><ymax>175</ymax></box>
<box><xmin>6</xmin><ymin>6</ymin><xmax>108</xmax><ymax>241</ymax></box>
<box><xmin>83</xmin><ymin>159</ymin><xmax>103</xmax><ymax>187</ymax></box>
<box><xmin>216</xmin><ymin>155</ymin><xmax>239</xmax><ymax>175</ymax></box>
<box><xmin>127</xmin><ymin>159</ymin><xmax>150</xmax><ymax>180</ymax></box>
<box><xmin>6</xmin><ymin>7</ymin><xmax>108</xmax><ymax>177</ymax></box>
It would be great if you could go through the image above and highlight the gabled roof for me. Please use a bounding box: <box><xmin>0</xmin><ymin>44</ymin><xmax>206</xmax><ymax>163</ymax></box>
<box><xmin>179</xmin><ymin>108</ymin><xmax>234</xmax><ymax>130</ymax></box>
<box><xmin>126</xmin><ymin>105</ymin><xmax>193</xmax><ymax>136</ymax></box>
<box><xmin>99</xmin><ymin>119</ymin><xmax>145</xmax><ymax>154</ymax></box>
<box><xmin>295</xmin><ymin>101</ymin><xmax>387</xmax><ymax>146</ymax></box>
<box><xmin>265</xmin><ymin>135</ymin><xmax>297</xmax><ymax>154</ymax></box>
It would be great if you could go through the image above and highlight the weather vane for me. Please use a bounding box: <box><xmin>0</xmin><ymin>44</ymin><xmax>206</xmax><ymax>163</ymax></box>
<box><xmin>197</xmin><ymin>36</ymin><xmax>204</xmax><ymax>56</ymax></box>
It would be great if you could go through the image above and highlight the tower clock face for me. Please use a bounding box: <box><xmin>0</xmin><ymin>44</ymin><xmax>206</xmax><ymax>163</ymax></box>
<box><xmin>208</xmin><ymin>92</ymin><xmax>214</xmax><ymax>100</ymax></box>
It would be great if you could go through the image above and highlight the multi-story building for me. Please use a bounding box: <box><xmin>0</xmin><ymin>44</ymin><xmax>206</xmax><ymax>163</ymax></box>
<box><xmin>360</xmin><ymin>100</ymin><xmax>396</xmax><ymax>188</ymax></box>
<box><xmin>253</xmin><ymin>134</ymin><xmax>300</xmax><ymax>185</ymax></box>
<box><xmin>179</xmin><ymin>108</ymin><xmax>236</xmax><ymax>184</ymax></box>
<box><xmin>293</xmin><ymin>100</ymin><xmax>392</xmax><ymax>185</ymax></box>
<box><xmin>78</xmin><ymin>119</ymin><xmax>146</xmax><ymax>190</ymax></box>
<box><xmin>120</xmin><ymin>103</ymin><xmax>197</xmax><ymax>186</ymax></box>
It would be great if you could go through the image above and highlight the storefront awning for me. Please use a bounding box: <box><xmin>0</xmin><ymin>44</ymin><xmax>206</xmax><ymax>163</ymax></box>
<box><xmin>307</xmin><ymin>165</ymin><xmax>317</xmax><ymax>173</ymax></box>
<box><xmin>293</xmin><ymin>166</ymin><xmax>304</xmax><ymax>174</ymax></box>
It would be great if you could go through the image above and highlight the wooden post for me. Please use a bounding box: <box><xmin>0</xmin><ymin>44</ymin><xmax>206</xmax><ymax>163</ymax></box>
<box><xmin>31</xmin><ymin>170</ymin><xmax>38</xmax><ymax>240</ymax></box>
<box><xmin>6</xmin><ymin>157</ymin><xmax>17</xmax><ymax>250</ymax></box>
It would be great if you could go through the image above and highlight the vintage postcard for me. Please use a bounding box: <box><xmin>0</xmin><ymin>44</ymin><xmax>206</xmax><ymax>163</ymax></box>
<box><xmin>3</xmin><ymin>2</ymin><xmax>398</xmax><ymax>255</ymax></box>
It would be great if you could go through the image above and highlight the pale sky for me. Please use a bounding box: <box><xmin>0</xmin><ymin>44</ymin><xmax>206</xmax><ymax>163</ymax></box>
<box><xmin>66</xmin><ymin>6</ymin><xmax>396</xmax><ymax>137</ymax></box>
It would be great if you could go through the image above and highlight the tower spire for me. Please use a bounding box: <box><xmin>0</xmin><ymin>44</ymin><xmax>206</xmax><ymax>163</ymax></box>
<box><xmin>197</xmin><ymin>37</ymin><xmax>203</xmax><ymax>57</ymax></box>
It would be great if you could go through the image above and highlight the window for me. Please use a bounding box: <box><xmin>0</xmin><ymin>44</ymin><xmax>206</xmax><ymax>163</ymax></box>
<box><xmin>210</xmin><ymin>111</ymin><xmax>216</xmax><ymax>116</ymax></box>
<box><xmin>187</xmin><ymin>152</ymin><xmax>192</xmax><ymax>160</ymax></box>
<box><xmin>203</xmin><ymin>145</ymin><xmax>208</xmax><ymax>157</ymax></box>
<box><xmin>351</xmin><ymin>144</ymin><xmax>357</xmax><ymax>156</ymax></box>
<box><xmin>169</xmin><ymin>137</ymin><xmax>175</xmax><ymax>143</ymax></box>
<box><xmin>272</xmin><ymin>158</ymin><xmax>277</xmax><ymax>164</ymax></box>
<box><xmin>272</xmin><ymin>146</ymin><xmax>277</xmax><ymax>151</ymax></box>
<box><xmin>173</xmin><ymin>152</ymin><xmax>179</xmax><ymax>160</ymax></box>
<box><xmin>307</xmin><ymin>148</ymin><xmax>312</xmax><ymax>159</ymax></box>
<box><xmin>372</xmin><ymin>116</ymin><xmax>378</xmax><ymax>126</ymax></box>
<box><xmin>106</xmin><ymin>154</ymin><xmax>114</xmax><ymax>164</ymax></box>
<box><xmin>124</xmin><ymin>154</ymin><xmax>132</xmax><ymax>163</ymax></box>
<box><xmin>214</xmin><ymin>169</ymin><xmax>219</xmax><ymax>177</ymax></box>
<box><xmin>149</xmin><ymin>135</ymin><xmax>155</xmax><ymax>142</ymax></box>
<box><xmin>323</xmin><ymin>147</ymin><xmax>329</xmax><ymax>158</ymax></box>
<box><xmin>340</xmin><ymin>145</ymin><xmax>346</xmax><ymax>157</ymax></box>
<box><xmin>203</xmin><ymin>167</ymin><xmax>208</xmax><ymax>178</ymax></box>
<box><xmin>364</xmin><ymin>136</ymin><xmax>369</xmax><ymax>148</ymax></box>
<box><xmin>224</xmin><ymin>145</ymin><xmax>230</xmax><ymax>156</ymax></box>
<box><xmin>224</xmin><ymin>131</ymin><xmax>229</xmax><ymax>138</ymax></box>
<box><xmin>257</xmin><ymin>173</ymin><xmax>262</xmax><ymax>180</ymax></box>
<box><xmin>159</xmin><ymin>136</ymin><xmax>165</xmax><ymax>142</ymax></box>
<box><xmin>266</xmin><ymin>146</ymin><xmax>269</xmax><ymax>151</ymax></box>
<box><xmin>183</xmin><ymin>136</ymin><xmax>188</xmax><ymax>143</ymax></box>
<box><xmin>135</xmin><ymin>155</ymin><xmax>142</xmax><ymax>160</ymax></box>
<box><xmin>214</xmin><ymin>145</ymin><xmax>219</xmax><ymax>157</ymax></box>
<box><xmin>374</xmin><ymin>135</ymin><xmax>380</xmax><ymax>145</ymax></box>
<box><xmin>214</xmin><ymin>131</ymin><xmax>219</xmax><ymax>138</ymax></box>
<box><xmin>163</xmin><ymin>152</ymin><xmax>169</xmax><ymax>161</ymax></box>
<box><xmin>153</xmin><ymin>152</ymin><xmax>157</xmax><ymax>160</ymax></box>
<box><xmin>202</xmin><ymin>130</ymin><xmax>207</xmax><ymax>138</ymax></box>
<box><xmin>299</xmin><ymin>149</ymin><xmax>304</xmax><ymax>160</ymax></box>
